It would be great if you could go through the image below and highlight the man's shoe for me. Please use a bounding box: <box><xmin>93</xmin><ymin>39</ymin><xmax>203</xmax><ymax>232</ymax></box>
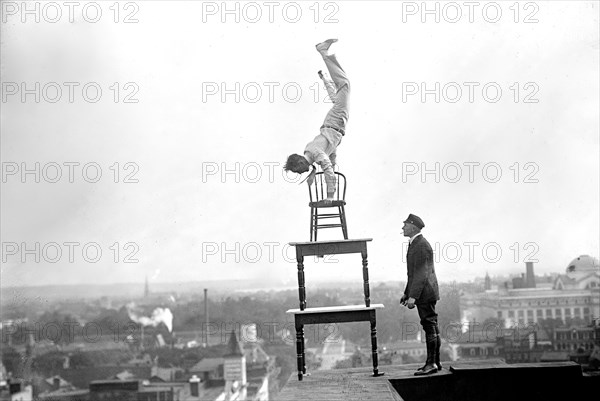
<box><xmin>315</xmin><ymin>39</ymin><xmax>338</xmax><ymax>54</ymax></box>
<box><xmin>414</xmin><ymin>363</ymin><xmax>437</xmax><ymax>376</ymax></box>
<box><xmin>434</xmin><ymin>334</ymin><xmax>442</xmax><ymax>371</ymax></box>
<box><xmin>415</xmin><ymin>335</ymin><xmax>437</xmax><ymax>375</ymax></box>
<box><xmin>417</xmin><ymin>363</ymin><xmax>442</xmax><ymax>372</ymax></box>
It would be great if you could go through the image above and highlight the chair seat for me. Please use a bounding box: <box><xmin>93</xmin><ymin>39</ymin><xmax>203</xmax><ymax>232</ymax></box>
<box><xmin>309</xmin><ymin>200</ymin><xmax>346</xmax><ymax>207</ymax></box>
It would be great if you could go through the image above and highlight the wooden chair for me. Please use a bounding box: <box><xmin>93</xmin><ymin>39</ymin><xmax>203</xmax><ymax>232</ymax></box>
<box><xmin>308</xmin><ymin>171</ymin><xmax>348</xmax><ymax>241</ymax></box>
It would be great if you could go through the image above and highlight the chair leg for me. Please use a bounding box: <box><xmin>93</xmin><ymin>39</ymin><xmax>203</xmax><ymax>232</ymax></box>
<box><xmin>314</xmin><ymin>209</ymin><xmax>318</xmax><ymax>242</ymax></box>
<box><xmin>310</xmin><ymin>208</ymin><xmax>315</xmax><ymax>242</ymax></box>
<box><xmin>340</xmin><ymin>205</ymin><xmax>348</xmax><ymax>239</ymax></box>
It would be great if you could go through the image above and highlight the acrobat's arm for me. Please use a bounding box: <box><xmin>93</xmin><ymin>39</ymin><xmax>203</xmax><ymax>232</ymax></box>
<box><xmin>321</xmin><ymin>159</ymin><xmax>336</xmax><ymax>201</ymax></box>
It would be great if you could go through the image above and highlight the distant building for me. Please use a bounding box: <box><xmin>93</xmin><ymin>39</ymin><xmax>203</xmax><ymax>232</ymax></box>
<box><xmin>0</xmin><ymin>380</ymin><xmax>32</xmax><ymax>401</ymax></box>
<box><xmin>554</xmin><ymin>325</ymin><xmax>599</xmax><ymax>353</ymax></box>
<box><xmin>552</xmin><ymin>321</ymin><xmax>600</xmax><ymax>369</ymax></box>
<box><xmin>460</xmin><ymin>256</ymin><xmax>600</xmax><ymax>327</ymax></box>
<box><xmin>380</xmin><ymin>341</ymin><xmax>427</xmax><ymax>365</ymax></box>
<box><xmin>88</xmin><ymin>379</ymin><xmax>173</xmax><ymax>401</ymax></box>
<box><xmin>498</xmin><ymin>327</ymin><xmax>553</xmax><ymax>363</ymax></box>
<box><xmin>450</xmin><ymin>328</ymin><xmax>504</xmax><ymax>361</ymax></box>
<box><xmin>185</xmin><ymin>329</ymin><xmax>273</xmax><ymax>401</ymax></box>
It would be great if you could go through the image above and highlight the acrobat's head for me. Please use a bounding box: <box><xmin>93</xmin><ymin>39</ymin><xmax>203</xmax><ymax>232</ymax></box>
<box><xmin>284</xmin><ymin>154</ymin><xmax>311</xmax><ymax>174</ymax></box>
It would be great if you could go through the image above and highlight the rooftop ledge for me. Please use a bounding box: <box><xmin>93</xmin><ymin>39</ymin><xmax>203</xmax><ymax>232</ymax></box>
<box><xmin>277</xmin><ymin>359</ymin><xmax>599</xmax><ymax>401</ymax></box>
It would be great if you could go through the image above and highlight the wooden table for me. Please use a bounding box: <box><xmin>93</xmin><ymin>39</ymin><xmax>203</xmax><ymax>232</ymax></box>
<box><xmin>289</xmin><ymin>238</ymin><xmax>374</xmax><ymax>310</ymax></box>
<box><xmin>287</xmin><ymin>239</ymin><xmax>384</xmax><ymax>380</ymax></box>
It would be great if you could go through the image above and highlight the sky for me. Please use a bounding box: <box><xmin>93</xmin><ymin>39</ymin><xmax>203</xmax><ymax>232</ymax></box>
<box><xmin>1</xmin><ymin>1</ymin><xmax>599</xmax><ymax>289</ymax></box>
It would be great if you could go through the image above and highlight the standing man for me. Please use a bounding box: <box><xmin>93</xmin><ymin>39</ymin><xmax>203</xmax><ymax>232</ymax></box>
<box><xmin>284</xmin><ymin>39</ymin><xmax>350</xmax><ymax>204</ymax></box>
<box><xmin>400</xmin><ymin>214</ymin><xmax>441</xmax><ymax>375</ymax></box>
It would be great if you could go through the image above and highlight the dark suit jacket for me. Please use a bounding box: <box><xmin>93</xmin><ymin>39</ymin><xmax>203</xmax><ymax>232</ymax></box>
<box><xmin>404</xmin><ymin>235</ymin><xmax>440</xmax><ymax>304</ymax></box>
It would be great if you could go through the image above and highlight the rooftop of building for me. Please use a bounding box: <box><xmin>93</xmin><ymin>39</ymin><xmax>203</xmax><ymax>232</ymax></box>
<box><xmin>277</xmin><ymin>359</ymin><xmax>600</xmax><ymax>401</ymax></box>
<box><xmin>190</xmin><ymin>357</ymin><xmax>224</xmax><ymax>373</ymax></box>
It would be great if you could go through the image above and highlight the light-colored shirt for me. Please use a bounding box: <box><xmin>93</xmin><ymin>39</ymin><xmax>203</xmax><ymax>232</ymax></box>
<box><xmin>304</xmin><ymin>128</ymin><xmax>343</xmax><ymax>196</ymax></box>
<box><xmin>409</xmin><ymin>232</ymin><xmax>422</xmax><ymax>245</ymax></box>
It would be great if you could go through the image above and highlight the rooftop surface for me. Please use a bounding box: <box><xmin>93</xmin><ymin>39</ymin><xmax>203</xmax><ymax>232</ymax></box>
<box><xmin>277</xmin><ymin>359</ymin><xmax>598</xmax><ymax>401</ymax></box>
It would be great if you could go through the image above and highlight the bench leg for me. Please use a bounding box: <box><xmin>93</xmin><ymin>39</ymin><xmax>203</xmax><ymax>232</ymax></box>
<box><xmin>362</xmin><ymin>250</ymin><xmax>371</xmax><ymax>307</ymax></box>
<box><xmin>296</xmin><ymin>322</ymin><xmax>305</xmax><ymax>380</ymax></box>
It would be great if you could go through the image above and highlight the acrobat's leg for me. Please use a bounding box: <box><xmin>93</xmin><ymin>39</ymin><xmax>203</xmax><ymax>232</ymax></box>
<box><xmin>320</xmin><ymin>53</ymin><xmax>349</xmax><ymax>97</ymax></box>
<box><xmin>316</xmin><ymin>40</ymin><xmax>350</xmax><ymax>131</ymax></box>
<box><xmin>318</xmin><ymin>70</ymin><xmax>338</xmax><ymax>103</ymax></box>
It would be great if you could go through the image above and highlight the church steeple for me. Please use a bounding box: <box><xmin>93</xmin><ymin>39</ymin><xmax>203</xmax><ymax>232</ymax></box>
<box><xmin>225</xmin><ymin>331</ymin><xmax>244</xmax><ymax>357</ymax></box>
<box><xmin>223</xmin><ymin>331</ymin><xmax>247</xmax><ymax>400</ymax></box>
<box><xmin>485</xmin><ymin>272</ymin><xmax>491</xmax><ymax>291</ymax></box>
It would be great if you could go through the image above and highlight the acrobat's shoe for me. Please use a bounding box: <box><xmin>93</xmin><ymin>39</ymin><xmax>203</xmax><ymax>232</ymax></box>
<box><xmin>315</xmin><ymin>39</ymin><xmax>338</xmax><ymax>54</ymax></box>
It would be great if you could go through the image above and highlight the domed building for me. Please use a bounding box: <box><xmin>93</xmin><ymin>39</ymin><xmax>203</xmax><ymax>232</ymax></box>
<box><xmin>555</xmin><ymin>255</ymin><xmax>600</xmax><ymax>291</ymax></box>
<box><xmin>566</xmin><ymin>255</ymin><xmax>600</xmax><ymax>274</ymax></box>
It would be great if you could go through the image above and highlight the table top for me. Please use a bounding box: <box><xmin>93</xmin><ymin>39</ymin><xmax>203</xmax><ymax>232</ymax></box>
<box><xmin>286</xmin><ymin>304</ymin><xmax>385</xmax><ymax>314</ymax></box>
<box><xmin>289</xmin><ymin>238</ymin><xmax>373</xmax><ymax>246</ymax></box>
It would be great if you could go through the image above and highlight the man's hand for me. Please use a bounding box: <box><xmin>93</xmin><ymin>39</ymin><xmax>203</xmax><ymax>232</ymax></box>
<box><xmin>400</xmin><ymin>294</ymin><xmax>408</xmax><ymax>306</ymax></box>
<box><xmin>407</xmin><ymin>297</ymin><xmax>416</xmax><ymax>309</ymax></box>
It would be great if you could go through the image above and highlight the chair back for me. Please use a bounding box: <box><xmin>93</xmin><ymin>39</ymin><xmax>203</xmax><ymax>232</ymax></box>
<box><xmin>307</xmin><ymin>171</ymin><xmax>347</xmax><ymax>203</ymax></box>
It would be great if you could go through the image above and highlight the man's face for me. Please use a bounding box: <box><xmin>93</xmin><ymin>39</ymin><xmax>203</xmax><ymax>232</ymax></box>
<box><xmin>402</xmin><ymin>222</ymin><xmax>416</xmax><ymax>237</ymax></box>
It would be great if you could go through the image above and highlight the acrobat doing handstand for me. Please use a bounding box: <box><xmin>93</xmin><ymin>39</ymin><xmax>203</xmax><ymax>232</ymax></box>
<box><xmin>284</xmin><ymin>39</ymin><xmax>350</xmax><ymax>205</ymax></box>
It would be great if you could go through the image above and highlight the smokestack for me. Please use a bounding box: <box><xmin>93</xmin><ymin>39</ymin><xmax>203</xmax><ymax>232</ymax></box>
<box><xmin>204</xmin><ymin>289</ymin><xmax>209</xmax><ymax>345</ymax></box>
<box><xmin>53</xmin><ymin>377</ymin><xmax>60</xmax><ymax>391</ymax></box>
<box><xmin>526</xmin><ymin>262</ymin><xmax>536</xmax><ymax>288</ymax></box>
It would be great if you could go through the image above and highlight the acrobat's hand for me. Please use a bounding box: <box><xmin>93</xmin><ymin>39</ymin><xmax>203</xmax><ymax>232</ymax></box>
<box><xmin>407</xmin><ymin>298</ymin><xmax>416</xmax><ymax>309</ymax></box>
<box><xmin>299</xmin><ymin>168</ymin><xmax>317</xmax><ymax>186</ymax></box>
<box><xmin>400</xmin><ymin>294</ymin><xmax>408</xmax><ymax>306</ymax></box>
<box><xmin>306</xmin><ymin>169</ymin><xmax>317</xmax><ymax>186</ymax></box>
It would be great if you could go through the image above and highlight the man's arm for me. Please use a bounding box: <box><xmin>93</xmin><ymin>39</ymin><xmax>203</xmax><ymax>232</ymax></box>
<box><xmin>401</xmin><ymin>264</ymin><xmax>410</xmax><ymax>306</ymax></box>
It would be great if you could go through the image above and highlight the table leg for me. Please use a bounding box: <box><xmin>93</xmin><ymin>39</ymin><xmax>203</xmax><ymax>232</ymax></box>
<box><xmin>297</xmin><ymin>251</ymin><xmax>306</xmax><ymax>310</ymax></box>
<box><xmin>370</xmin><ymin>312</ymin><xmax>383</xmax><ymax>377</ymax></box>
<box><xmin>361</xmin><ymin>250</ymin><xmax>371</xmax><ymax>307</ymax></box>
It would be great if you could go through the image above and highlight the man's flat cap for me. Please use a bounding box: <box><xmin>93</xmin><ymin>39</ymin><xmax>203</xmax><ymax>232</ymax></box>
<box><xmin>403</xmin><ymin>214</ymin><xmax>425</xmax><ymax>229</ymax></box>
